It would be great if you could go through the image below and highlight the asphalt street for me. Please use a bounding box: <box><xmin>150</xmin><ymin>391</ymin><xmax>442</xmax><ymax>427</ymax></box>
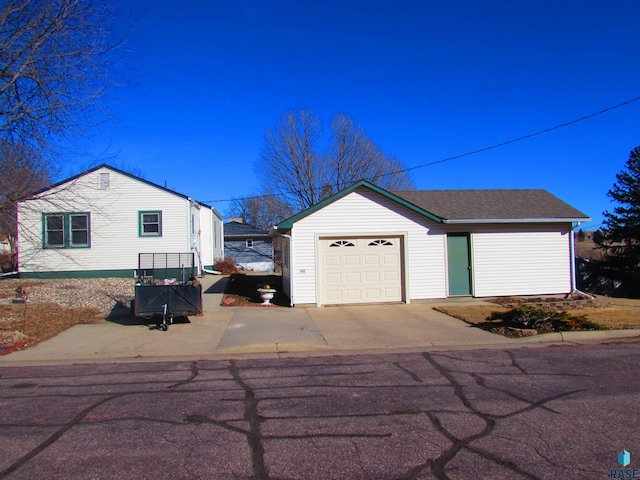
<box><xmin>1</xmin><ymin>341</ymin><xmax>639</xmax><ymax>479</ymax></box>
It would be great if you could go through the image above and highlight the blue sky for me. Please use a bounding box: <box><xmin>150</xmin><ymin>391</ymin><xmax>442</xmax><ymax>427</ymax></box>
<box><xmin>81</xmin><ymin>0</ymin><xmax>640</xmax><ymax>228</ymax></box>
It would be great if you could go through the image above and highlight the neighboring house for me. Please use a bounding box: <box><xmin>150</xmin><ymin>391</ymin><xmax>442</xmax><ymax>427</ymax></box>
<box><xmin>16</xmin><ymin>164</ymin><xmax>224</xmax><ymax>278</ymax></box>
<box><xmin>224</xmin><ymin>220</ymin><xmax>274</xmax><ymax>271</ymax></box>
<box><xmin>273</xmin><ymin>181</ymin><xmax>590</xmax><ymax>307</ymax></box>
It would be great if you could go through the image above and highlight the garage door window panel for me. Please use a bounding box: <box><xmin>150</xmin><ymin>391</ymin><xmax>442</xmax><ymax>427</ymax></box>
<box><xmin>368</xmin><ymin>239</ymin><xmax>393</xmax><ymax>246</ymax></box>
<box><xmin>330</xmin><ymin>240</ymin><xmax>355</xmax><ymax>247</ymax></box>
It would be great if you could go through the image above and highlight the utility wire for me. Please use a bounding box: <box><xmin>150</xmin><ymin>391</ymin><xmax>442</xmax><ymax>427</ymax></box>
<box><xmin>395</xmin><ymin>95</ymin><xmax>640</xmax><ymax>175</ymax></box>
<box><xmin>204</xmin><ymin>95</ymin><xmax>640</xmax><ymax>204</ymax></box>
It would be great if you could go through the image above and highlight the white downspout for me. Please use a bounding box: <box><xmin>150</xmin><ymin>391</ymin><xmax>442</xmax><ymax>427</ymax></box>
<box><xmin>570</xmin><ymin>222</ymin><xmax>595</xmax><ymax>300</ymax></box>
<box><xmin>188</xmin><ymin>198</ymin><xmax>208</xmax><ymax>277</ymax></box>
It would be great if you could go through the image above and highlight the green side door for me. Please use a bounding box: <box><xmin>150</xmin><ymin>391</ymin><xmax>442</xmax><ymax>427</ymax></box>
<box><xmin>447</xmin><ymin>234</ymin><xmax>472</xmax><ymax>296</ymax></box>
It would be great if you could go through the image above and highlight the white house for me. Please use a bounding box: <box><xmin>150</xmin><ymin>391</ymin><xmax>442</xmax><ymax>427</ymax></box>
<box><xmin>273</xmin><ymin>181</ymin><xmax>590</xmax><ymax>307</ymax></box>
<box><xmin>16</xmin><ymin>164</ymin><xmax>224</xmax><ymax>278</ymax></box>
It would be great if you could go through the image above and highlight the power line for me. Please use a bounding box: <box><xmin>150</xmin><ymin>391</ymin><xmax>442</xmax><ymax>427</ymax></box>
<box><xmin>204</xmin><ymin>95</ymin><xmax>640</xmax><ymax>204</ymax></box>
<box><xmin>397</xmin><ymin>95</ymin><xmax>640</xmax><ymax>174</ymax></box>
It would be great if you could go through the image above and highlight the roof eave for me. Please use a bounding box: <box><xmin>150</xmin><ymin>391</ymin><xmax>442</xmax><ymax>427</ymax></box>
<box><xmin>442</xmin><ymin>217</ymin><xmax>592</xmax><ymax>224</ymax></box>
<box><xmin>224</xmin><ymin>234</ymin><xmax>272</xmax><ymax>239</ymax></box>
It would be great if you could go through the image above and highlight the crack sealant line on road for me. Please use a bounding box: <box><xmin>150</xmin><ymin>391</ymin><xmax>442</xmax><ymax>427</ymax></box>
<box><xmin>0</xmin><ymin>393</ymin><xmax>126</xmax><ymax>480</ymax></box>
<box><xmin>228</xmin><ymin>361</ymin><xmax>268</xmax><ymax>480</ymax></box>
<box><xmin>421</xmin><ymin>351</ymin><xmax>545</xmax><ymax>480</ymax></box>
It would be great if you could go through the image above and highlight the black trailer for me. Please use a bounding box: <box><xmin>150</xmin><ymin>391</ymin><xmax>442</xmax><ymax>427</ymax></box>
<box><xmin>133</xmin><ymin>253</ymin><xmax>203</xmax><ymax>331</ymax></box>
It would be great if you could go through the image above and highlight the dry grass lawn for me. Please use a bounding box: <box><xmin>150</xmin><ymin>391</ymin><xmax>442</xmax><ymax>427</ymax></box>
<box><xmin>0</xmin><ymin>278</ymin><xmax>131</xmax><ymax>354</ymax></box>
<box><xmin>435</xmin><ymin>297</ymin><xmax>640</xmax><ymax>330</ymax></box>
<box><xmin>0</xmin><ymin>303</ymin><xmax>102</xmax><ymax>350</ymax></box>
<box><xmin>434</xmin><ymin>305</ymin><xmax>507</xmax><ymax>324</ymax></box>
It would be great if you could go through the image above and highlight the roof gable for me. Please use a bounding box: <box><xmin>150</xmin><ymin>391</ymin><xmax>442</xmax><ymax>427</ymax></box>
<box><xmin>276</xmin><ymin>181</ymin><xmax>444</xmax><ymax>229</ymax></box>
<box><xmin>25</xmin><ymin>164</ymin><xmax>219</xmax><ymax>215</ymax></box>
<box><xmin>30</xmin><ymin>163</ymin><xmax>188</xmax><ymax>199</ymax></box>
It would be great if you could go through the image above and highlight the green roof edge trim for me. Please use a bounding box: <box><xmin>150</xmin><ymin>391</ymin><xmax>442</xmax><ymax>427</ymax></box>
<box><xmin>276</xmin><ymin>180</ymin><xmax>444</xmax><ymax>230</ymax></box>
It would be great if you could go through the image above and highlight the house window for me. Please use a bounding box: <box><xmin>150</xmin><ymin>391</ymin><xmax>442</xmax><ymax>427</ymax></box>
<box><xmin>70</xmin><ymin>214</ymin><xmax>89</xmax><ymax>246</ymax></box>
<box><xmin>99</xmin><ymin>172</ymin><xmax>110</xmax><ymax>189</ymax></box>
<box><xmin>43</xmin><ymin>213</ymin><xmax>90</xmax><ymax>248</ymax></box>
<box><xmin>45</xmin><ymin>215</ymin><xmax>64</xmax><ymax>247</ymax></box>
<box><xmin>139</xmin><ymin>211</ymin><xmax>162</xmax><ymax>237</ymax></box>
<box><xmin>246</xmin><ymin>239</ymin><xmax>253</xmax><ymax>248</ymax></box>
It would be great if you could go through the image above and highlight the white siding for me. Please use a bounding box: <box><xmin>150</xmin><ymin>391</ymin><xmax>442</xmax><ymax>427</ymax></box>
<box><xmin>290</xmin><ymin>188</ymin><xmax>447</xmax><ymax>305</ymax></box>
<box><xmin>17</xmin><ymin>167</ymin><xmax>193</xmax><ymax>274</ymax></box>
<box><xmin>198</xmin><ymin>207</ymin><xmax>213</xmax><ymax>268</ymax></box>
<box><xmin>212</xmin><ymin>213</ymin><xmax>224</xmax><ymax>261</ymax></box>
<box><xmin>471</xmin><ymin>224</ymin><xmax>572</xmax><ymax>297</ymax></box>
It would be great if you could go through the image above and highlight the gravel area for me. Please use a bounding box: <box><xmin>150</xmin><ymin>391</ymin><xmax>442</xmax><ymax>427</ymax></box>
<box><xmin>0</xmin><ymin>278</ymin><xmax>137</xmax><ymax>353</ymax></box>
<box><xmin>0</xmin><ymin>278</ymin><xmax>135</xmax><ymax>315</ymax></box>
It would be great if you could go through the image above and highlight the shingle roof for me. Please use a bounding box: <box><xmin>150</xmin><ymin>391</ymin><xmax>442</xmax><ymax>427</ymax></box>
<box><xmin>391</xmin><ymin>189</ymin><xmax>590</xmax><ymax>222</ymax></box>
<box><xmin>276</xmin><ymin>181</ymin><xmax>591</xmax><ymax>230</ymax></box>
<box><xmin>224</xmin><ymin>221</ymin><xmax>270</xmax><ymax>237</ymax></box>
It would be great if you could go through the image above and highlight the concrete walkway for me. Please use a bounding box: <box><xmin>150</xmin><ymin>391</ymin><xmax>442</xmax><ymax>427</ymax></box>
<box><xmin>1</xmin><ymin>275</ymin><xmax>639</xmax><ymax>365</ymax></box>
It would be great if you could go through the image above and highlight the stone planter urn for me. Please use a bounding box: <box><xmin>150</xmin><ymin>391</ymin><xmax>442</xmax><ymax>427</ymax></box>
<box><xmin>257</xmin><ymin>287</ymin><xmax>276</xmax><ymax>306</ymax></box>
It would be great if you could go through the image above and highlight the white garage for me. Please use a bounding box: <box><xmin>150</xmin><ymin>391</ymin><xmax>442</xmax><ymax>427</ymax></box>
<box><xmin>319</xmin><ymin>236</ymin><xmax>403</xmax><ymax>305</ymax></box>
<box><xmin>275</xmin><ymin>181</ymin><xmax>590</xmax><ymax>307</ymax></box>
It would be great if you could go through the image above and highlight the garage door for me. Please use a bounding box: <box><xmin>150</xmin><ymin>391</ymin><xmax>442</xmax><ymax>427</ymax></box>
<box><xmin>319</xmin><ymin>237</ymin><xmax>403</xmax><ymax>305</ymax></box>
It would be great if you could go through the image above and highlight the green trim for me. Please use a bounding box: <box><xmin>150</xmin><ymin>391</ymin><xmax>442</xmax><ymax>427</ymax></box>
<box><xmin>42</xmin><ymin>212</ymin><xmax>91</xmax><ymax>249</ymax></box>
<box><xmin>276</xmin><ymin>181</ymin><xmax>444</xmax><ymax>230</ymax></box>
<box><xmin>20</xmin><ymin>269</ymin><xmax>134</xmax><ymax>279</ymax></box>
<box><xmin>139</xmin><ymin>210</ymin><xmax>163</xmax><ymax>237</ymax></box>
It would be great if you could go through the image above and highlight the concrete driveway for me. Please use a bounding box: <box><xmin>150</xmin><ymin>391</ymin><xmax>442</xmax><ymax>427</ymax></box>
<box><xmin>1</xmin><ymin>275</ymin><xmax>637</xmax><ymax>364</ymax></box>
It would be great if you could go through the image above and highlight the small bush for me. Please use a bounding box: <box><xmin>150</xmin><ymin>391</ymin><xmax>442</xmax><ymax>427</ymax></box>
<box><xmin>490</xmin><ymin>305</ymin><xmax>606</xmax><ymax>331</ymax></box>
<box><xmin>214</xmin><ymin>257</ymin><xmax>239</xmax><ymax>275</ymax></box>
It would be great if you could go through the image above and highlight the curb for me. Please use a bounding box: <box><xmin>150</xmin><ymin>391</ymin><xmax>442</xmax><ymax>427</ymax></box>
<box><xmin>1</xmin><ymin>329</ymin><xmax>639</xmax><ymax>366</ymax></box>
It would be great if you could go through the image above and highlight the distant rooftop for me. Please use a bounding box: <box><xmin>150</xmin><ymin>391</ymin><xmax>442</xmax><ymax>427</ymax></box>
<box><xmin>224</xmin><ymin>221</ymin><xmax>270</xmax><ymax>237</ymax></box>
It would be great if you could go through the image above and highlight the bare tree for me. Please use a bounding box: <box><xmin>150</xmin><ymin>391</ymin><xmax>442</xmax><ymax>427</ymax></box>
<box><xmin>326</xmin><ymin>113</ymin><xmax>414</xmax><ymax>194</ymax></box>
<box><xmin>259</xmin><ymin>109</ymin><xmax>325</xmax><ymax>211</ymax></box>
<box><xmin>227</xmin><ymin>194</ymin><xmax>293</xmax><ymax>231</ymax></box>
<box><xmin>0</xmin><ymin>0</ymin><xmax>121</xmax><ymax>255</ymax></box>
<box><xmin>0</xmin><ymin>142</ymin><xmax>52</xmax><ymax>251</ymax></box>
<box><xmin>257</xmin><ymin>110</ymin><xmax>415</xmax><ymax>215</ymax></box>
<box><xmin>0</xmin><ymin>0</ymin><xmax>119</xmax><ymax>153</ymax></box>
